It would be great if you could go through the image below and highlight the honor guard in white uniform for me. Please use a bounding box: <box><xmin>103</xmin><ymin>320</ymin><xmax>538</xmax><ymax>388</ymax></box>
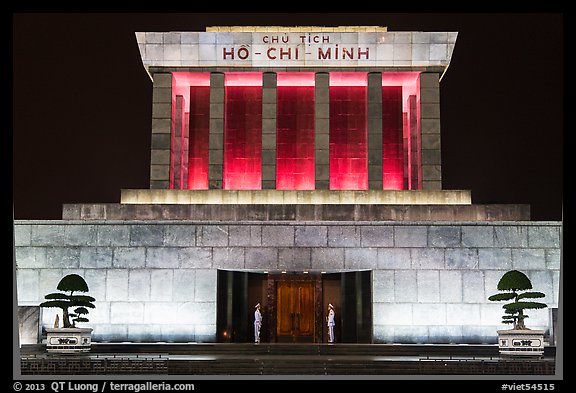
<box><xmin>327</xmin><ymin>303</ymin><xmax>335</xmax><ymax>343</ymax></box>
<box><xmin>254</xmin><ymin>303</ymin><xmax>262</xmax><ymax>343</ymax></box>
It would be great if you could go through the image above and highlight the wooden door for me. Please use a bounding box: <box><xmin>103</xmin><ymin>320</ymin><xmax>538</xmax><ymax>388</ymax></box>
<box><xmin>276</xmin><ymin>281</ymin><xmax>315</xmax><ymax>341</ymax></box>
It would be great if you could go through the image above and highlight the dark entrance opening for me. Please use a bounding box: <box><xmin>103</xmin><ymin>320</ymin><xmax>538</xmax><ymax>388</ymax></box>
<box><xmin>340</xmin><ymin>270</ymin><xmax>372</xmax><ymax>343</ymax></box>
<box><xmin>216</xmin><ymin>270</ymin><xmax>267</xmax><ymax>343</ymax></box>
<box><xmin>216</xmin><ymin>270</ymin><xmax>372</xmax><ymax>343</ymax></box>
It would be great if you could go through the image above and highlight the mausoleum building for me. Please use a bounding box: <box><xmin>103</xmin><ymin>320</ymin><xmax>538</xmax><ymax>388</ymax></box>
<box><xmin>15</xmin><ymin>26</ymin><xmax>561</xmax><ymax>345</ymax></box>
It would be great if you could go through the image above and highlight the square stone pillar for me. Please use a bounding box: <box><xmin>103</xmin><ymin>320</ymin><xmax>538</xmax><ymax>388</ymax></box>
<box><xmin>262</xmin><ymin>72</ymin><xmax>277</xmax><ymax>189</ymax></box>
<box><xmin>315</xmin><ymin>72</ymin><xmax>330</xmax><ymax>190</ymax></box>
<box><xmin>408</xmin><ymin>95</ymin><xmax>421</xmax><ymax>190</ymax></box>
<box><xmin>367</xmin><ymin>72</ymin><xmax>383</xmax><ymax>190</ymax></box>
<box><xmin>182</xmin><ymin>109</ymin><xmax>189</xmax><ymax>188</ymax></box>
<box><xmin>173</xmin><ymin>95</ymin><xmax>184</xmax><ymax>189</ymax></box>
<box><xmin>420</xmin><ymin>72</ymin><xmax>442</xmax><ymax>190</ymax></box>
<box><xmin>149</xmin><ymin>72</ymin><xmax>172</xmax><ymax>189</ymax></box>
<box><xmin>209</xmin><ymin>72</ymin><xmax>225</xmax><ymax>189</ymax></box>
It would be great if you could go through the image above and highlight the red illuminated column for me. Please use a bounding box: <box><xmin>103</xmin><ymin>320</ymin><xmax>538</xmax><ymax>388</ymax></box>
<box><xmin>382</xmin><ymin>86</ymin><xmax>404</xmax><ymax>190</ymax></box>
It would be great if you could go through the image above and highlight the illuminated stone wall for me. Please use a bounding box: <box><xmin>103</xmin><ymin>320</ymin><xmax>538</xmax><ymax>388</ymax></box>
<box><xmin>15</xmin><ymin>220</ymin><xmax>560</xmax><ymax>343</ymax></box>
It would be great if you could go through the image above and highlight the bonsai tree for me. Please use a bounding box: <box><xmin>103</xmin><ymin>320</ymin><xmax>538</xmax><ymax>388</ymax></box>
<box><xmin>488</xmin><ymin>270</ymin><xmax>547</xmax><ymax>330</ymax></box>
<box><xmin>39</xmin><ymin>274</ymin><xmax>96</xmax><ymax>328</ymax></box>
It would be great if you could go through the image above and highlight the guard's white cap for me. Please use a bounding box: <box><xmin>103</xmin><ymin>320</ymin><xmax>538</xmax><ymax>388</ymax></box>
<box><xmin>255</xmin><ymin>303</ymin><xmax>261</xmax><ymax>308</ymax></box>
<box><xmin>328</xmin><ymin>303</ymin><xmax>333</xmax><ymax>308</ymax></box>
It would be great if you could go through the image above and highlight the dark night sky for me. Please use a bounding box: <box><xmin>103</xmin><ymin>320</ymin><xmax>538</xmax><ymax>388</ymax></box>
<box><xmin>12</xmin><ymin>13</ymin><xmax>563</xmax><ymax>221</ymax></box>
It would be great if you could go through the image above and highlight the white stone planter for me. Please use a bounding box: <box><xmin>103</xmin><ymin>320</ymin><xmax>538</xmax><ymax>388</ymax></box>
<box><xmin>45</xmin><ymin>328</ymin><xmax>93</xmax><ymax>353</ymax></box>
<box><xmin>497</xmin><ymin>329</ymin><xmax>545</xmax><ymax>357</ymax></box>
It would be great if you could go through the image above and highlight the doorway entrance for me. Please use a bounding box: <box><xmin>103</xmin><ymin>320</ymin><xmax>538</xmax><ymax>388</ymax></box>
<box><xmin>216</xmin><ymin>270</ymin><xmax>372</xmax><ymax>343</ymax></box>
<box><xmin>273</xmin><ymin>276</ymin><xmax>319</xmax><ymax>343</ymax></box>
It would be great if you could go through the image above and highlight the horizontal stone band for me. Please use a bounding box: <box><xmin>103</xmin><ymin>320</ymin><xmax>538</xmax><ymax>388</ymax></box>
<box><xmin>120</xmin><ymin>189</ymin><xmax>472</xmax><ymax>205</ymax></box>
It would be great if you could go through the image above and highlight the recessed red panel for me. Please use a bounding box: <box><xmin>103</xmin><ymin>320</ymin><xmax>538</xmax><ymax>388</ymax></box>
<box><xmin>382</xmin><ymin>86</ymin><xmax>404</xmax><ymax>190</ymax></box>
<box><xmin>381</xmin><ymin>72</ymin><xmax>421</xmax><ymax>190</ymax></box>
<box><xmin>170</xmin><ymin>72</ymin><xmax>210</xmax><ymax>189</ymax></box>
<box><xmin>329</xmin><ymin>72</ymin><xmax>368</xmax><ymax>190</ymax></box>
<box><xmin>276</xmin><ymin>72</ymin><xmax>315</xmax><ymax>190</ymax></box>
<box><xmin>188</xmin><ymin>85</ymin><xmax>210</xmax><ymax>189</ymax></box>
<box><xmin>223</xmin><ymin>73</ymin><xmax>263</xmax><ymax>190</ymax></box>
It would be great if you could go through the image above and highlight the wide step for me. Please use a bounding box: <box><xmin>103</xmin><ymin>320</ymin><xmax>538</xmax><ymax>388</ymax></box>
<box><xmin>20</xmin><ymin>343</ymin><xmax>555</xmax><ymax>375</ymax></box>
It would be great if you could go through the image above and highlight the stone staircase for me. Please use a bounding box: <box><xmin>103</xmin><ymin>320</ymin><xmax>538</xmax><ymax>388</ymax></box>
<box><xmin>20</xmin><ymin>343</ymin><xmax>556</xmax><ymax>375</ymax></box>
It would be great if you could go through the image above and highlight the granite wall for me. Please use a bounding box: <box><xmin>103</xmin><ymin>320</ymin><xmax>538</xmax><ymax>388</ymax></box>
<box><xmin>15</xmin><ymin>220</ymin><xmax>560</xmax><ymax>343</ymax></box>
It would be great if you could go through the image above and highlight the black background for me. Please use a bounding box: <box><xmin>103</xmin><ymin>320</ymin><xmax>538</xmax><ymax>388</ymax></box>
<box><xmin>12</xmin><ymin>13</ymin><xmax>563</xmax><ymax>221</ymax></box>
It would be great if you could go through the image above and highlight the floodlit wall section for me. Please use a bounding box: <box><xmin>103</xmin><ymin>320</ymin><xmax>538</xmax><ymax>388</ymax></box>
<box><xmin>276</xmin><ymin>73</ymin><xmax>316</xmax><ymax>190</ymax></box>
<box><xmin>15</xmin><ymin>221</ymin><xmax>560</xmax><ymax>343</ymax></box>
<box><xmin>223</xmin><ymin>73</ymin><xmax>263</xmax><ymax>190</ymax></box>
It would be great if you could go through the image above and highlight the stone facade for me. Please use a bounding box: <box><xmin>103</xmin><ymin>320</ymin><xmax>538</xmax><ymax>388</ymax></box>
<box><xmin>135</xmin><ymin>31</ymin><xmax>457</xmax><ymax>71</ymax></box>
<box><xmin>15</xmin><ymin>220</ymin><xmax>560</xmax><ymax>344</ymax></box>
<box><xmin>141</xmin><ymin>28</ymin><xmax>454</xmax><ymax>191</ymax></box>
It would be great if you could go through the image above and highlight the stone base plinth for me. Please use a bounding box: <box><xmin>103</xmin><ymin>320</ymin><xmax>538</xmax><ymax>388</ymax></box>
<box><xmin>497</xmin><ymin>329</ymin><xmax>545</xmax><ymax>357</ymax></box>
<box><xmin>63</xmin><ymin>203</ymin><xmax>530</xmax><ymax>221</ymax></box>
<box><xmin>45</xmin><ymin>328</ymin><xmax>93</xmax><ymax>353</ymax></box>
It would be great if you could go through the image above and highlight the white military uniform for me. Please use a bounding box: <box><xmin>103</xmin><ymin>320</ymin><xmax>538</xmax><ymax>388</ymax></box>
<box><xmin>327</xmin><ymin>305</ymin><xmax>335</xmax><ymax>343</ymax></box>
<box><xmin>254</xmin><ymin>305</ymin><xmax>262</xmax><ymax>343</ymax></box>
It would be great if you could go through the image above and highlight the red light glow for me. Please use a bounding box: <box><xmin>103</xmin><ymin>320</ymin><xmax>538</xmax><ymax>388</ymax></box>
<box><xmin>223</xmin><ymin>73</ymin><xmax>263</xmax><ymax>190</ymax></box>
<box><xmin>168</xmin><ymin>71</ymin><xmax>422</xmax><ymax>191</ymax></box>
<box><xmin>170</xmin><ymin>72</ymin><xmax>210</xmax><ymax>190</ymax></box>
<box><xmin>382</xmin><ymin>86</ymin><xmax>404</xmax><ymax>190</ymax></box>
<box><xmin>277</xmin><ymin>72</ymin><xmax>316</xmax><ymax>87</ymax></box>
<box><xmin>187</xmin><ymin>85</ymin><xmax>210</xmax><ymax>189</ymax></box>
<box><xmin>381</xmin><ymin>72</ymin><xmax>421</xmax><ymax>190</ymax></box>
<box><xmin>276</xmin><ymin>73</ymin><xmax>315</xmax><ymax>190</ymax></box>
<box><xmin>329</xmin><ymin>72</ymin><xmax>368</xmax><ymax>87</ymax></box>
<box><xmin>224</xmin><ymin>72</ymin><xmax>263</xmax><ymax>87</ymax></box>
<box><xmin>329</xmin><ymin>72</ymin><xmax>368</xmax><ymax>190</ymax></box>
